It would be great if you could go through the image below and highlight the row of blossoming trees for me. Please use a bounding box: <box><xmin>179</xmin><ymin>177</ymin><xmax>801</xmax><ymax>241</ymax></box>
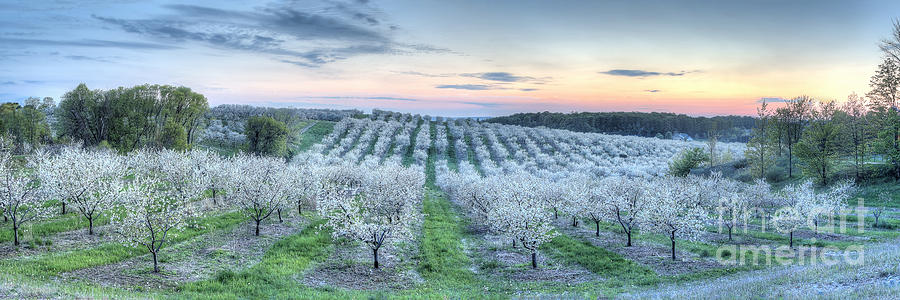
<box><xmin>0</xmin><ymin>140</ymin><xmax>424</xmax><ymax>272</ymax></box>
<box><xmin>437</xmin><ymin>162</ymin><xmax>854</xmax><ymax>268</ymax></box>
<box><xmin>312</xmin><ymin>112</ymin><xmax>746</xmax><ymax>179</ymax></box>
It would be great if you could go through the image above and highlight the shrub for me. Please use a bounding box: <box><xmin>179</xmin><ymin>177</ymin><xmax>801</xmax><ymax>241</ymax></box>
<box><xmin>668</xmin><ymin>147</ymin><xmax>709</xmax><ymax>177</ymax></box>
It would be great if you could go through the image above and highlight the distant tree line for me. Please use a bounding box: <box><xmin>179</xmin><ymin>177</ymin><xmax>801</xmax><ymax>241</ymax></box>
<box><xmin>746</xmin><ymin>20</ymin><xmax>900</xmax><ymax>185</ymax></box>
<box><xmin>56</xmin><ymin>83</ymin><xmax>209</xmax><ymax>152</ymax></box>
<box><xmin>206</xmin><ymin>104</ymin><xmax>361</xmax><ymax>123</ymax></box>
<box><xmin>486</xmin><ymin>111</ymin><xmax>755</xmax><ymax>142</ymax></box>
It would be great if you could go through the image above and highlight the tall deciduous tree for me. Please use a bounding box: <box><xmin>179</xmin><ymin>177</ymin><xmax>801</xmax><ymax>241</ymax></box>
<box><xmin>839</xmin><ymin>93</ymin><xmax>870</xmax><ymax>180</ymax></box>
<box><xmin>245</xmin><ymin>116</ymin><xmax>289</xmax><ymax>156</ymax></box>
<box><xmin>867</xmin><ymin>58</ymin><xmax>900</xmax><ymax>179</ymax></box>
<box><xmin>57</xmin><ymin>84</ymin><xmax>208</xmax><ymax>152</ymax></box>
<box><xmin>746</xmin><ymin>100</ymin><xmax>775</xmax><ymax>179</ymax></box>
<box><xmin>776</xmin><ymin>96</ymin><xmax>813</xmax><ymax>178</ymax></box>
<box><xmin>796</xmin><ymin>100</ymin><xmax>842</xmax><ymax>185</ymax></box>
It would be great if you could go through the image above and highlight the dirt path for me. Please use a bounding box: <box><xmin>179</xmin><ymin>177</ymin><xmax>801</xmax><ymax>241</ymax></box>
<box><xmin>621</xmin><ymin>238</ymin><xmax>899</xmax><ymax>299</ymax></box>
<box><xmin>299</xmin><ymin>121</ymin><xmax>318</xmax><ymax>135</ymax></box>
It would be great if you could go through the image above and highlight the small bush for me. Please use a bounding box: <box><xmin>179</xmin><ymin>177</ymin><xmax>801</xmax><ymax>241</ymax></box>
<box><xmin>480</xmin><ymin>260</ymin><xmax>501</xmax><ymax>271</ymax></box>
<box><xmin>214</xmin><ymin>270</ymin><xmax>237</xmax><ymax>283</ymax></box>
<box><xmin>669</xmin><ymin>147</ymin><xmax>709</xmax><ymax>177</ymax></box>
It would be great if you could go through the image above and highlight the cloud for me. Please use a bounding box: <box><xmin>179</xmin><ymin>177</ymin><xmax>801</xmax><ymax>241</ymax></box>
<box><xmin>645</xmin><ymin>89</ymin><xmax>661</xmax><ymax>93</ymax></box>
<box><xmin>314</xmin><ymin>96</ymin><xmax>421</xmax><ymax>102</ymax></box>
<box><xmin>600</xmin><ymin>69</ymin><xmax>688</xmax><ymax>77</ymax></box>
<box><xmin>758</xmin><ymin>97</ymin><xmax>791</xmax><ymax>103</ymax></box>
<box><xmin>436</xmin><ymin>84</ymin><xmax>493</xmax><ymax>90</ymax></box>
<box><xmin>0</xmin><ymin>80</ymin><xmax>44</xmax><ymax>85</ymax></box>
<box><xmin>0</xmin><ymin>37</ymin><xmax>177</xmax><ymax>50</ymax></box>
<box><xmin>520</xmin><ymin>88</ymin><xmax>539</xmax><ymax>92</ymax></box>
<box><xmin>63</xmin><ymin>55</ymin><xmax>111</xmax><ymax>62</ymax></box>
<box><xmin>459</xmin><ymin>101</ymin><xmax>502</xmax><ymax>107</ymax></box>
<box><xmin>461</xmin><ymin>72</ymin><xmax>528</xmax><ymax>82</ymax></box>
<box><xmin>394</xmin><ymin>71</ymin><xmax>453</xmax><ymax>77</ymax></box>
<box><xmin>93</xmin><ymin>2</ymin><xmax>446</xmax><ymax>68</ymax></box>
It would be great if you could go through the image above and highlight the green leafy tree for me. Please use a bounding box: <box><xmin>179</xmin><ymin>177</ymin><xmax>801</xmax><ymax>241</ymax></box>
<box><xmin>773</xmin><ymin>96</ymin><xmax>813</xmax><ymax>178</ymax></box>
<box><xmin>159</xmin><ymin>120</ymin><xmax>188</xmax><ymax>151</ymax></box>
<box><xmin>668</xmin><ymin>147</ymin><xmax>709</xmax><ymax>177</ymax></box>
<box><xmin>746</xmin><ymin>100</ymin><xmax>775</xmax><ymax>179</ymax></box>
<box><xmin>57</xmin><ymin>84</ymin><xmax>208</xmax><ymax>152</ymax></box>
<box><xmin>796</xmin><ymin>100</ymin><xmax>841</xmax><ymax>185</ymax></box>
<box><xmin>245</xmin><ymin>116</ymin><xmax>288</xmax><ymax>156</ymax></box>
<box><xmin>0</xmin><ymin>100</ymin><xmax>52</xmax><ymax>152</ymax></box>
<box><xmin>838</xmin><ymin>93</ymin><xmax>870</xmax><ymax>180</ymax></box>
<box><xmin>868</xmin><ymin>57</ymin><xmax>900</xmax><ymax>179</ymax></box>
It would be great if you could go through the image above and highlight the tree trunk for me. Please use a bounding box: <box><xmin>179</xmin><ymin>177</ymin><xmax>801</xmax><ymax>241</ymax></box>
<box><xmin>512</xmin><ymin>239</ymin><xmax>517</xmax><ymax>248</ymax></box>
<box><xmin>728</xmin><ymin>226</ymin><xmax>732</xmax><ymax>241</ymax></box>
<box><xmin>595</xmin><ymin>221</ymin><xmax>600</xmax><ymax>237</ymax></box>
<box><xmin>61</xmin><ymin>202</ymin><xmax>66</xmax><ymax>215</ymax></box>
<box><xmin>670</xmin><ymin>231</ymin><xmax>676</xmax><ymax>261</ymax></box>
<box><xmin>626</xmin><ymin>231</ymin><xmax>632</xmax><ymax>247</ymax></box>
<box><xmin>789</xmin><ymin>231</ymin><xmax>794</xmax><ymax>248</ymax></box>
<box><xmin>255</xmin><ymin>220</ymin><xmax>261</xmax><ymax>236</ymax></box>
<box><xmin>373</xmin><ymin>247</ymin><xmax>380</xmax><ymax>269</ymax></box>
<box><xmin>788</xmin><ymin>143</ymin><xmax>793</xmax><ymax>178</ymax></box>
<box><xmin>298</xmin><ymin>202</ymin><xmax>303</xmax><ymax>215</ymax></box>
<box><xmin>211</xmin><ymin>189</ymin><xmax>217</xmax><ymax>206</ymax></box>
<box><xmin>553</xmin><ymin>208</ymin><xmax>558</xmax><ymax>219</ymax></box>
<box><xmin>277</xmin><ymin>209</ymin><xmax>283</xmax><ymax>223</ymax></box>
<box><xmin>88</xmin><ymin>217</ymin><xmax>94</xmax><ymax>235</ymax></box>
<box><xmin>12</xmin><ymin>225</ymin><xmax>18</xmax><ymax>246</ymax></box>
<box><xmin>531</xmin><ymin>252</ymin><xmax>537</xmax><ymax>269</ymax></box>
<box><xmin>152</xmin><ymin>251</ymin><xmax>159</xmax><ymax>273</ymax></box>
<box><xmin>572</xmin><ymin>216</ymin><xmax>577</xmax><ymax>227</ymax></box>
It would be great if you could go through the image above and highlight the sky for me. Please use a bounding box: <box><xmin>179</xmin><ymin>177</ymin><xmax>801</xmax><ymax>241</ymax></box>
<box><xmin>1</xmin><ymin>0</ymin><xmax>898</xmax><ymax>117</ymax></box>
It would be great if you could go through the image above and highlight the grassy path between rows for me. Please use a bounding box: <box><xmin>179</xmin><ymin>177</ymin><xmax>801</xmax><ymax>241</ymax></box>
<box><xmin>0</xmin><ymin>211</ymin><xmax>245</xmax><ymax>279</ymax></box>
<box><xmin>297</xmin><ymin>121</ymin><xmax>335</xmax><ymax>152</ymax></box>
<box><xmin>0</xmin><ymin>213</ymin><xmax>110</xmax><ymax>244</ymax></box>
<box><xmin>175</xmin><ymin>218</ymin><xmax>337</xmax><ymax>299</ymax></box>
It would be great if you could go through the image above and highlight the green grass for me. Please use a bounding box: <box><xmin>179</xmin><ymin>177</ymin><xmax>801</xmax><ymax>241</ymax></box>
<box><xmin>417</xmin><ymin>121</ymin><xmax>477</xmax><ymax>288</ymax></box>
<box><xmin>417</xmin><ymin>189</ymin><xmax>478</xmax><ymax>289</ymax></box>
<box><xmin>542</xmin><ymin>234</ymin><xmax>657</xmax><ymax>284</ymax></box>
<box><xmin>444</xmin><ymin>122</ymin><xmax>459</xmax><ymax>172</ymax></box>
<box><xmin>298</xmin><ymin>120</ymin><xmax>334</xmax><ymax>152</ymax></box>
<box><xmin>0</xmin><ymin>213</ymin><xmax>110</xmax><ymax>243</ymax></box>
<box><xmin>175</xmin><ymin>218</ymin><xmax>335</xmax><ymax>299</ymax></box>
<box><xmin>0</xmin><ymin>211</ymin><xmax>245</xmax><ymax>278</ymax></box>
<box><xmin>854</xmin><ymin>178</ymin><xmax>900</xmax><ymax>208</ymax></box>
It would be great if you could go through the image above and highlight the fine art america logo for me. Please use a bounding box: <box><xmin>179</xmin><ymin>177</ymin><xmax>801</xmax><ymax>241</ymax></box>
<box><xmin>713</xmin><ymin>198</ymin><xmax>869</xmax><ymax>266</ymax></box>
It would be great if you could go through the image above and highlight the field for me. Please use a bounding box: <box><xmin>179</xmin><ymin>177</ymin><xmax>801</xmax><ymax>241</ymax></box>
<box><xmin>1</xmin><ymin>111</ymin><xmax>898</xmax><ymax>300</ymax></box>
